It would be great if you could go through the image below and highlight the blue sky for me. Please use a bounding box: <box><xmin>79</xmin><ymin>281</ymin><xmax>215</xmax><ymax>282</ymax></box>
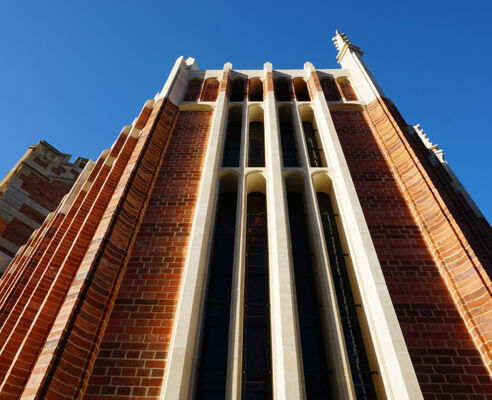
<box><xmin>1</xmin><ymin>1</ymin><xmax>491</xmax><ymax>221</ymax></box>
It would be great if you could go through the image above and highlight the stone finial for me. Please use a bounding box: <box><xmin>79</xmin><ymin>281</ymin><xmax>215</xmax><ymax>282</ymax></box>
<box><xmin>332</xmin><ymin>30</ymin><xmax>351</xmax><ymax>51</ymax></box>
<box><xmin>332</xmin><ymin>30</ymin><xmax>362</xmax><ymax>54</ymax></box>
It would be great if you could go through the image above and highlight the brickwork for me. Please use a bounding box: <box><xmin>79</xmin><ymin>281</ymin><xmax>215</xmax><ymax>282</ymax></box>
<box><xmin>332</xmin><ymin>109</ymin><xmax>492</xmax><ymax>399</ymax></box>
<box><xmin>0</xmin><ymin>141</ymin><xmax>88</xmax><ymax>272</ymax></box>
<box><xmin>201</xmin><ymin>78</ymin><xmax>219</xmax><ymax>101</ymax></box>
<box><xmin>84</xmin><ymin>110</ymin><xmax>212</xmax><ymax>399</ymax></box>
<box><xmin>337</xmin><ymin>77</ymin><xmax>358</xmax><ymax>101</ymax></box>
<box><xmin>320</xmin><ymin>77</ymin><xmax>342</xmax><ymax>101</ymax></box>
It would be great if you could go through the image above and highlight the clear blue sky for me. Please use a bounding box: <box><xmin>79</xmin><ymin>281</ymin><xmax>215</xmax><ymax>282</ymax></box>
<box><xmin>1</xmin><ymin>1</ymin><xmax>491</xmax><ymax>222</ymax></box>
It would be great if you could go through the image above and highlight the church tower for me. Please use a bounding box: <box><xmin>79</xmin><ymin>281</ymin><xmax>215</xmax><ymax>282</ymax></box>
<box><xmin>0</xmin><ymin>32</ymin><xmax>490</xmax><ymax>399</ymax></box>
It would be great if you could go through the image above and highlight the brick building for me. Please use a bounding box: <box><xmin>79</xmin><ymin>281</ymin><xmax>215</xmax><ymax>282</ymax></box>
<box><xmin>0</xmin><ymin>31</ymin><xmax>490</xmax><ymax>399</ymax></box>
<box><xmin>0</xmin><ymin>141</ymin><xmax>88</xmax><ymax>273</ymax></box>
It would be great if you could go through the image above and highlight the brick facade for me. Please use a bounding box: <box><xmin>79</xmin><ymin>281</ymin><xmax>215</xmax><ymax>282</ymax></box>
<box><xmin>83</xmin><ymin>110</ymin><xmax>212</xmax><ymax>399</ymax></box>
<box><xmin>333</xmin><ymin>109</ymin><xmax>492</xmax><ymax>398</ymax></box>
<box><xmin>0</xmin><ymin>141</ymin><xmax>88</xmax><ymax>272</ymax></box>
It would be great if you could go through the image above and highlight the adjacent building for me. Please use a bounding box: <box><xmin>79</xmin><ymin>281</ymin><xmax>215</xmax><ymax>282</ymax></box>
<box><xmin>0</xmin><ymin>32</ymin><xmax>490</xmax><ymax>399</ymax></box>
<box><xmin>0</xmin><ymin>141</ymin><xmax>88</xmax><ymax>273</ymax></box>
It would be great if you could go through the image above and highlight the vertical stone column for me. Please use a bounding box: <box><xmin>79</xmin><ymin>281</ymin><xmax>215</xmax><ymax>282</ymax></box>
<box><xmin>305</xmin><ymin>61</ymin><xmax>423</xmax><ymax>399</ymax></box>
<box><xmin>263</xmin><ymin>62</ymin><xmax>304</xmax><ymax>400</ymax></box>
<box><xmin>160</xmin><ymin>62</ymin><xmax>231</xmax><ymax>399</ymax></box>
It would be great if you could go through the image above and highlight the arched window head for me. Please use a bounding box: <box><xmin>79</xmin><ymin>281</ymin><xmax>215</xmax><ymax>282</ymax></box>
<box><xmin>320</xmin><ymin>77</ymin><xmax>341</xmax><ymax>102</ymax></box>
<box><xmin>274</xmin><ymin>78</ymin><xmax>292</xmax><ymax>101</ymax></box>
<box><xmin>183</xmin><ymin>78</ymin><xmax>203</xmax><ymax>102</ymax></box>
<box><xmin>201</xmin><ymin>78</ymin><xmax>220</xmax><ymax>102</ymax></box>
<box><xmin>230</xmin><ymin>78</ymin><xmax>246</xmax><ymax>102</ymax></box>
<box><xmin>249</xmin><ymin>78</ymin><xmax>263</xmax><ymax>101</ymax></box>
<box><xmin>293</xmin><ymin>78</ymin><xmax>310</xmax><ymax>101</ymax></box>
<box><xmin>337</xmin><ymin>77</ymin><xmax>358</xmax><ymax>101</ymax></box>
<box><xmin>222</xmin><ymin>107</ymin><xmax>242</xmax><ymax>167</ymax></box>
<box><xmin>278</xmin><ymin>106</ymin><xmax>298</xmax><ymax>167</ymax></box>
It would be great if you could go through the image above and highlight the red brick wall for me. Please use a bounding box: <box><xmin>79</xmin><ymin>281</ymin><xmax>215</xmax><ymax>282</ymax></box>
<box><xmin>201</xmin><ymin>79</ymin><xmax>219</xmax><ymax>102</ymax></box>
<box><xmin>332</xmin><ymin>110</ymin><xmax>492</xmax><ymax>399</ymax></box>
<box><xmin>20</xmin><ymin>171</ymin><xmax>73</xmax><ymax>210</ymax></box>
<box><xmin>84</xmin><ymin>110</ymin><xmax>213</xmax><ymax>400</ymax></box>
<box><xmin>337</xmin><ymin>77</ymin><xmax>358</xmax><ymax>101</ymax></box>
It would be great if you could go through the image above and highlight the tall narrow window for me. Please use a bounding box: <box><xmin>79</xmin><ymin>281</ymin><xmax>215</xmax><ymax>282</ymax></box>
<box><xmin>337</xmin><ymin>77</ymin><xmax>358</xmax><ymax>101</ymax></box>
<box><xmin>274</xmin><ymin>78</ymin><xmax>292</xmax><ymax>101</ymax></box>
<box><xmin>287</xmin><ymin>191</ymin><xmax>332</xmax><ymax>399</ymax></box>
<box><xmin>222</xmin><ymin>107</ymin><xmax>242</xmax><ymax>167</ymax></box>
<box><xmin>279</xmin><ymin>106</ymin><xmax>298</xmax><ymax>167</ymax></box>
<box><xmin>196</xmin><ymin>181</ymin><xmax>238</xmax><ymax>399</ymax></box>
<box><xmin>317</xmin><ymin>193</ymin><xmax>377</xmax><ymax>400</ymax></box>
<box><xmin>293</xmin><ymin>78</ymin><xmax>310</xmax><ymax>101</ymax></box>
<box><xmin>242</xmin><ymin>192</ymin><xmax>272</xmax><ymax>398</ymax></box>
<box><xmin>300</xmin><ymin>107</ymin><xmax>326</xmax><ymax>168</ymax></box>
<box><xmin>248</xmin><ymin>106</ymin><xmax>265</xmax><ymax>167</ymax></box>
<box><xmin>303</xmin><ymin>122</ymin><xmax>324</xmax><ymax>167</ymax></box>
<box><xmin>184</xmin><ymin>78</ymin><xmax>203</xmax><ymax>102</ymax></box>
<box><xmin>230</xmin><ymin>79</ymin><xmax>246</xmax><ymax>102</ymax></box>
<box><xmin>249</xmin><ymin>78</ymin><xmax>263</xmax><ymax>101</ymax></box>
<box><xmin>320</xmin><ymin>77</ymin><xmax>341</xmax><ymax>102</ymax></box>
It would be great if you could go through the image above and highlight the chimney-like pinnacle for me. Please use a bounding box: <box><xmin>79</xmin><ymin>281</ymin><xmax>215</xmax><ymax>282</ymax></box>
<box><xmin>332</xmin><ymin>30</ymin><xmax>351</xmax><ymax>51</ymax></box>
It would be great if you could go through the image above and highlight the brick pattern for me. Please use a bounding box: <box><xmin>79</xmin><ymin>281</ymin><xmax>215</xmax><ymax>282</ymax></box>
<box><xmin>264</xmin><ymin>72</ymin><xmax>274</xmax><ymax>94</ymax></box>
<box><xmin>0</xmin><ymin>98</ymin><xmax>174</xmax><ymax>399</ymax></box>
<box><xmin>365</xmin><ymin>98</ymin><xmax>492</xmax><ymax>376</ymax></box>
<box><xmin>307</xmin><ymin>71</ymin><xmax>322</xmax><ymax>101</ymax></box>
<box><xmin>320</xmin><ymin>77</ymin><xmax>342</xmax><ymax>101</ymax></box>
<box><xmin>332</xmin><ymin>110</ymin><xmax>492</xmax><ymax>399</ymax></box>
<box><xmin>19</xmin><ymin>100</ymin><xmax>180</xmax><ymax>400</ymax></box>
<box><xmin>84</xmin><ymin>110</ymin><xmax>212</xmax><ymax>399</ymax></box>
<box><xmin>337</xmin><ymin>77</ymin><xmax>358</xmax><ymax>101</ymax></box>
<box><xmin>201</xmin><ymin>79</ymin><xmax>219</xmax><ymax>102</ymax></box>
<box><xmin>19</xmin><ymin>172</ymin><xmax>72</xmax><ymax>211</ymax></box>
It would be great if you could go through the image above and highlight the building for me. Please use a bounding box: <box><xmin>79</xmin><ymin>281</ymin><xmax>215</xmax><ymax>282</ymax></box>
<box><xmin>0</xmin><ymin>141</ymin><xmax>88</xmax><ymax>273</ymax></box>
<box><xmin>0</xmin><ymin>31</ymin><xmax>490</xmax><ymax>399</ymax></box>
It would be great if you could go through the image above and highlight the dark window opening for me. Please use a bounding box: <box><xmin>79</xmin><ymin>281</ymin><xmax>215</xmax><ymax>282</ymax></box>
<box><xmin>279</xmin><ymin>107</ymin><xmax>298</xmax><ymax>167</ymax></box>
<box><xmin>249</xmin><ymin>78</ymin><xmax>263</xmax><ymax>101</ymax></box>
<box><xmin>184</xmin><ymin>79</ymin><xmax>203</xmax><ymax>102</ymax></box>
<box><xmin>242</xmin><ymin>192</ymin><xmax>272</xmax><ymax>399</ymax></box>
<box><xmin>287</xmin><ymin>192</ymin><xmax>332</xmax><ymax>399</ymax></box>
<box><xmin>196</xmin><ymin>190</ymin><xmax>238</xmax><ymax>399</ymax></box>
<box><xmin>248</xmin><ymin>122</ymin><xmax>265</xmax><ymax>167</ymax></box>
<box><xmin>337</xmin><ymin>78</ymin><xmax>358</xmax><ymax>101</ymax></box>
<box><xmin>223</xmin><ymin>108</ymin><xmax>242</xmax><ymax>167</ymax></box>
<box><xmin>274</xmin><ymin>79</ymin><xmax>292</xmax><ymax>102</ymax></box>
<box><xmin>230</xmin><ymin>79</ymin><xmax>246</xmax><ymax>102</ymax></box>
<box><xmin>317</xmin><ymin>193</ymin><xmax>378</xmax><ymax>400</ymax></box>
<box><xmin>320</xmin><ymin>78</ymin><xmax>342</xmax><ymax>102</ymax></box>
<box><xmin>303</xmin><ymin>122</ymin><xmax>325</xmax><ymax>167</ymax></box>
<box><xmin>293</xmin><ymin>78</ymin><xmax>311</xmax><ymax>101</ymax></box>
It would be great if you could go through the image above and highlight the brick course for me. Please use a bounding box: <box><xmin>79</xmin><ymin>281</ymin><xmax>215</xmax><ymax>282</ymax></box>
<box><xmin>84</xmin><ymin>110</ymin><xmax>212</xmax><ymax>399</ymax></box>
<box><xmin>332</xmin><ymin>109</ymin><xmax>492</xmax><ymax>399</ymax></box>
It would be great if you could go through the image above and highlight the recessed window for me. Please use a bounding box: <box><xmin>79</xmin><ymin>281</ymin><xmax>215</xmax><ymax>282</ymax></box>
<box><xmin>195</xmin><ymin>176</ymin><xmax>238</xmax><ymax>399</ymax></box>
<box><xmin>286</xmin><ymin>187</ymin><xmax>331</xmax><ymax>398</ymax></box>
<box><xmin>337</xmin><ymin>77</ymin><xmax>358</xmax><ymax>101</ymax></box>
<box><xmin>183</xmin><ymin>78</ymin><xmax>203</xmax><ymax>102</ymax></box>
<box><xmin>248</xmin><ymin>106</ymin><xmax>265</xmax><ymax>167</ymax></box>
<box><xmin>274</xmin><ymin>78</ymin><xmax>292</xmax><ymax>102</ymax></box>
<box><xmin>278</xmin><ymin>106</ymin><xmax>298</xmax><ymax>167</ymax></box>
<box><xmin>201</xmin><ymin>78</ymin><xmax>220</xmax><ymax>102</ymax></box>
<box><xmin>230</xmin><ymin>79</ymin><xmax>246</xmax><ymax>102</ymax></box>
<box><xmin>300</xmin><ymin>106</ymin><xmax>327</xmax><ymax>167</ymax></box>
<box><xmin>249</xmin><ymin>78</ymin><xmax>263</xmax><ymax>101</ymax></box>
<box><xmin>316</xmin><ymin>192</ymin><xmax>377</xmax><ymax>400</ymax></box>
<box><xmin>320</xmin><ymin>77</ymin><xmax>342</xmax><ymax>102</ymax></box>
<box><xmin>222</xmin><ymin>107</ymin><xmax>242</xmax><ymax>168</ymax></box>
<box><xmin>242</xmin><ymin>191</ymin><xmax>272</xmax><ymax>399</ymax></box>
<box><xmin>293</xmin><ymin>78</ymin><xmax>310</xmax><ymax>101</ymax></box>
